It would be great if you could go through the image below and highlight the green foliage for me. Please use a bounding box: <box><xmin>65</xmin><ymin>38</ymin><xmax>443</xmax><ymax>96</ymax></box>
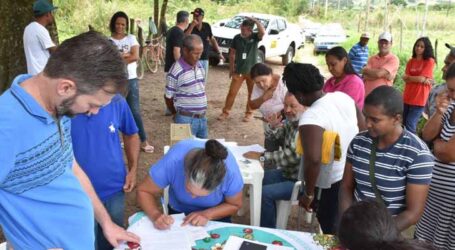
<box><xmin>391</xmin><ymin>0</ymin><xmax>407</xmax><ymax>7</ymax></box>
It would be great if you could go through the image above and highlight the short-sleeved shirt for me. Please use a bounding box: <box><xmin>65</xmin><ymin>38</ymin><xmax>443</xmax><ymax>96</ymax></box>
<box><xmin>299</xmin><ymin>92</ymin><xmax>359</xmax><ymax>187</ymax></box>
<box><xmin>347</xmin><ymin>130</ymin><xmax>434</xmax><ymax>215</ymax></box>
<box><xmin>323</xmin><ymin>74</ymin><xmax>365</xmax><ymax>110</ymax></box>
<box><xmin>364</xmin><ymin>53</ymin><xmax>400</xmax><ymax>96</ymax></box>
<box><xmin>348</xmin><ymin>42</ymin><xmax>369</xmax><ymax>74</ymax></box>
<box><xmin>166</xmin><ymin>57</ymin><xmax>207</xmax><ymax>113</ymax></box>
<box><xmin>150</xmin><ymin>139</ymin><xmax>244</xmax><ymax>214</ymax></box>
<box><xmin>251</xmin><ymin>77</ymin><xmax>287</xmax><ymax>116</ymax></box>
<box><xmin>424</xmin><ymin>83</ymin><xmax>446</xmax><ymax>118</ymax></box>
<box><xmin>403</xmin><ymin>58</ymin><xmax>436</xmax><ymax>106</ymax></box>
<box><xmin>110</xmin><ymin>34</ymin><xmax>140</xmax><ymax>79</ymax></box>
<box><xmin>71</xmin><ymin>94</ymin><xmax>138</xmax><ymax>201</ymax></box>
<box><xmin>231</xmin><ymin>33</ymin><xmax>261</xmax><ymax>74</ymax></box>
<box><xmin>165</xmin><ymin>26</ymin><xmax>185</xmax><ymax>72</ymax></box>
<box><xmin>186</xmin><ymin>22</ymin><xmax>213</xmax><ymax>60</ymax></box>
<box><xmin>0</xmin><ymin>74</ymin><xmax>94</xmax><ymax>249</ymax></box>
<box><xmin>23</xmin><ymin>21</ymin><xmax>56</xmax><ymax>75</ymax></box>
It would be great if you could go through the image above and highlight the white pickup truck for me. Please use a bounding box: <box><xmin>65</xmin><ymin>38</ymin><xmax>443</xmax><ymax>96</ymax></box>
<box><xmin>209</xmin><ymin>13</ymin><xmax>304</xmax><ymax>66</ymax></box>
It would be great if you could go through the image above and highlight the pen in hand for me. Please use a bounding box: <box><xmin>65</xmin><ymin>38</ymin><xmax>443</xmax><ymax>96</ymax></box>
<box><xmin>161</xmin><ymin>196</ymin><xmax>168</xmax><ymax>215</ymax></box>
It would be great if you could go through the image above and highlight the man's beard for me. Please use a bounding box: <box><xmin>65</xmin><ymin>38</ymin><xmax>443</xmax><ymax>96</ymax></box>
<box><xmin>56</xmin><ymin>95</ymin><xmax>77</xmax><ymax>118</ymax></box>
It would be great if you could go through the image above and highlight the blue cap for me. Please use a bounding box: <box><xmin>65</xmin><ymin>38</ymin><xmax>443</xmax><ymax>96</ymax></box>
<box><xmin>33</xmin><ymin>0</ymin><xmax>57</xmax><ymax>16</ymax></box>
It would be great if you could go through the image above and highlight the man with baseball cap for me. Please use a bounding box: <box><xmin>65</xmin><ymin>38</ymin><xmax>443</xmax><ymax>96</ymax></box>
<box><xmin>348</xmin><ymin>32</ymin><xmax>370</xmax><ymax>74</ymax></box>
<box><xmin>23</xmin><ymin>0</ymin><xmax>58</xmax><ymax>75</ymax></box>
<box><xmin>423</xmin><ymin>43</ymin><xmax>455</xmax><ymax>119</ymax></box>
<box><xmin>362</xmin><ymin>31</ymin><xmax>399</xmax><ymax>96</ymax></box>
<box><xmin>185</xmin><ymin>8</ymin><xmax>224</xmax><ymax>80</ymax></box>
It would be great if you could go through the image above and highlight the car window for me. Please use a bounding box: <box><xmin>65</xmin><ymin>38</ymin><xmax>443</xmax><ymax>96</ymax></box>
<box><xmin>277</xmin><ymin>19</ymin><xmax>286</xmax><ymax>31</ymax></box>
<box><xmin>269</xmin><ymin>20</ymin><xmax>278</xmax><ymax>32</ymax></box>
<box><xmin>224</xmin><ymin>16</ymin><xmax>269</xmax><ymax>31</ymax></box>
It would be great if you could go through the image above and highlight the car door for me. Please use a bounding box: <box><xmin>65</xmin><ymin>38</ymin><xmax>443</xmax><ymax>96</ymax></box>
<box><xmin>266</xmin><ymin>19</ymin><xmax>280</xmax><ymax>57</ymax></box>
<box><xmin>277</xmin><ymin>19</ymin><xmax>290</xmax><ymax>55</ymax></box>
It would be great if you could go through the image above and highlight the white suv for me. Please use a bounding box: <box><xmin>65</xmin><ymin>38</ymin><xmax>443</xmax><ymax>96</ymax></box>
<box><xmin>209</xmin><ymin>13</ymin><xmax>304</xmax><ymax>66</ymax></box>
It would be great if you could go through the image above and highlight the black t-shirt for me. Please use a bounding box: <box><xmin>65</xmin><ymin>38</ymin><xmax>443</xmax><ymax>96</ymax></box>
<box><xmin>165</xmin><ymin>26</ymin><xmax>184</xmax><ymax>72</ymax></box>
<box><xmin>186</xmin><ymin>22</ymin><xmax>213</xmax><ymax>60</ymax></box>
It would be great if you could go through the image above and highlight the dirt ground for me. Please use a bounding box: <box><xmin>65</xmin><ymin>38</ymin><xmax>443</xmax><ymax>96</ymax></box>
<box><xmin>0</xmin><ymin>45</ymin><xmax>329</xmax><ymax>242</ymax></box>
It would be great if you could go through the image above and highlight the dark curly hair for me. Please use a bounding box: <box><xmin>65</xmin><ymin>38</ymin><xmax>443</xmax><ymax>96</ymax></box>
<box><xmin>282</xmin><ymin>62</ymin><xmax>324</xmax><ymax>95</ymax></box>
<box><xmin>412</xmin><ymin>37</ymin><xmax>435</xmax><ymax>60</ymax></box>
<box><xmin>109</xmin><ymin>11</ymin><xmax>129</xmax><ymax>34</ymax></box>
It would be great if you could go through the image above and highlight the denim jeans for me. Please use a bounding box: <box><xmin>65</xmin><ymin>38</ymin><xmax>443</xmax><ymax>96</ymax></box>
<box><xmin>95</xmin><ymin>191</ymin><xmax>125</xmax><ymax>250</ymax></box>
<box><xmin>260</xmin><ymin>169</ymin><xmax>296</xmax><ymax>228</ymax></box>
<box><xmin>126</xmin><ymin>78</ymin><xmax>147</xmax><ymax>142</ymax></box>
<box><xmin>200</xmin><ymin>59</ymin><xmax>209</xmax><ymax>81</ymax></box>
<box><xmin>174</xmin><ymin>113</ymin><xmax>208</xmax><ymax>139</ymax></box>
<box><xmin>403</xmin><ymin>104</ymin><xmax>424</xmax><ymax>134</ymax></box>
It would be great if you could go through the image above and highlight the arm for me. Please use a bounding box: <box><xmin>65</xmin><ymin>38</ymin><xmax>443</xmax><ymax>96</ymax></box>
<box><xmin>136</xmin><ymin>177</ymin><xmax>175</xmax><ymax>230</ymax></box>
<box><xmin>183</xmin><ymin>191</ymin><xmax>243</xmax><ymax>226</ymax></box>
<box><xmin>394</xmin><ymin>183</ymin><xmax>429</xmax><ymax>231</ymax></box>
<box><xmin>165</xmin><ymin>72</ymin><xmax>178</xmax><ymax>115</ymax></box>
<box><xmin>421</xmin><ymin>91</ymin><xmax>450</xmax><ymax>142</ymax></box>
<box><xmin>73</xmin><ymin>161</ymin><xmax>139</xmax><ymax>246</ymax></box>
<box><xmin>48</xmin><ymin>46</ymin><xmax>57</xmax><ymax>54</ymax></box>
<box><xmin>362</xmin><ymin>68</ymin><xmax>391</xmax><ymax>80</ymax></box>
<box><xmin>184</xmin><ymin>20</ymin><xmax>199</xmax><ymax>36</ymax></box>
<box><xmin>339</xmin><ymin>162</ymin><xmax>356</xmax><ymax>216</ymax></box>
<box><xmin>229</xmin><ymin>48</ymin><xmax>236</xmax><ymax>78</ymax></box>
<box><xmin>164</xmin><ymin>96</ymin><xmax>177</xmax><ymax>115</ymax></box>
<box><xmin>298</xmin><ymin>125</ymin><xmax>324</xmax><ymax>211</ymax></box>
<box><xmin>209</xmin><ymin>36</ymin><xmax>225</xmax><ymax>61</ymax></box>
<box><xmin>402</xmin><ymin>75</ymin><xmax>427</xmax><ymax>84</ymax></box>
<box><xmin>173</xmin><ymin>47</ymin><xmax>181</xmax><ymax>62</ymax></box>
<box><xmin>433</xmin><ymin>134</ymin><xmax>455</xmax><ymax>162</ymax></box>
<box><xmin>356</xmin><ymin>107</ymin><xmax>366</xmax><ymax>131</ymax></box>
<box><xmin>122</xmin><ymin>45</ymin><xmax>139</xmax><ymax>64</ymax></box>
<box><xmin>122</xmin><ymin>133</ymin><xmax>140</xmax><ymax>192</ymax></box>
<box><xmin>250</xmin><ymin>17</ymin><xmax>265</xmax><ymax>40</ymax></box>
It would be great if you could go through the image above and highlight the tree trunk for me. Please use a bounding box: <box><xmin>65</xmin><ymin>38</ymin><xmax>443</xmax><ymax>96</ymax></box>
<box><xmin>0</xmin><ymin>0</ymin><xmax>34</xmax><ymax>93</ymax></box>
<box><xmin>159</xmin><ymin>0</ymin><xmax>169</xmax><ymax>35</ymax></box>
<box><xmin>365</xmin><ymin>0</ymin><xmax>370</xmax><ymax>32</ymax></box>
<box><xmin>154</xmin><ymin>0</ymin><xmax>159</xmax><ymax>27</ymax></box>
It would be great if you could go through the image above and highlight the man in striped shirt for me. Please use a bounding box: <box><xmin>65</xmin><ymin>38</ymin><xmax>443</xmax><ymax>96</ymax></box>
<box><xmin>339</xmin><ymin>86</ymin><xmax>433</xmax><ymax>232</ymax></box>
<box><xmin>165</xmin><ymin>35</ymin><xmax>208</xmax><ymax>138</ymax></box>
<box><xmin>348</xmin><ymin>33</ymin><xmax>370</xmax><ymax>74</ymax></box>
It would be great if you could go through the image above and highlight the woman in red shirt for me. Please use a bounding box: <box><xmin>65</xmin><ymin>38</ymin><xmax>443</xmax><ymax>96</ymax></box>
<box><xmin>402</xmin><ymin>37</ymin><xmax>435</xmax><ymax>134</ymax></box>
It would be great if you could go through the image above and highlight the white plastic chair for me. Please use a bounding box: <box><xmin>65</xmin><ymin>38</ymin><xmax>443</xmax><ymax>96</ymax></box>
<box><xmin>163</xmin><ymin>146</ymin><xmax>170</xmax><ymax>207</ymax></box>
<box><xmin>275</xmin><ymin>180</ymin><xmax>302</xmax><ymax>229</ymax></box>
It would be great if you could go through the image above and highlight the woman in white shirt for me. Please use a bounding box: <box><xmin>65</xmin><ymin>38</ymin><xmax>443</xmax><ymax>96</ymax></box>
<box><xmin>109</xmin><ymin>11</ymin><xmax>154</xmax><ymax>153</ymax></box>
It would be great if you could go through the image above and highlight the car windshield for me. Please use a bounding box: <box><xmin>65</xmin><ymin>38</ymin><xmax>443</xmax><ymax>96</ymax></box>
<box><xmin>224</xmin><ymin>16</ymin><xmax>269</xmax><ymax>30</ymax></box>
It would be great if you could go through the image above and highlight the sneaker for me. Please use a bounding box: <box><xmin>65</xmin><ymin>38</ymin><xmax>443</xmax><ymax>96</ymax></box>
<box><xmin>242</xmin><ymin>113</ymin><xmax>253</xmax><ymax>122</ymax></box>
<box><xmin>217</xmin><ymin>113</ymin><xmax>229</xmax><ymax>121</ymax></box>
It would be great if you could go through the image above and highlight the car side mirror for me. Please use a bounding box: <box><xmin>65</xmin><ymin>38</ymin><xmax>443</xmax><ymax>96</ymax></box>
<box><xmin>269</xmin><ymin>29</ymin><xmax>279</xmax><ymax>35</ymax></box>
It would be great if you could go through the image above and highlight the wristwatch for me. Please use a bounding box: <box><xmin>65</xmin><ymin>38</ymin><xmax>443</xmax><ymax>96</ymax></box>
<box><xmin>259</xmin><ymin>155</ymin><xmax>265</xmax><ymax>162</ymax></box>
<box><xmin>304</xmin><ymin>190</ymin><xmax>314</xmax><ymax>200</ymax></box>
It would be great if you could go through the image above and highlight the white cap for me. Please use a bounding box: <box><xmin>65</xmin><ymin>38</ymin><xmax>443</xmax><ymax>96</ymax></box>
<box><xmin>361</xmin><ymin>32</ymin><xmax>370</xmax><ymax>39</ymax></box>
<box><xmin>378</xmin><ymin>32</ymin><xmax>392</xmax><ymax>42</ymax></box>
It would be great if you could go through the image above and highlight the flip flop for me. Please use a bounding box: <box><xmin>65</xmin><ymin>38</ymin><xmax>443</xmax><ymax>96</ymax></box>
<box><xmin>141</xmin><ymin>145</ymin><xmax>154</xmax><ymax>153</ymax></box>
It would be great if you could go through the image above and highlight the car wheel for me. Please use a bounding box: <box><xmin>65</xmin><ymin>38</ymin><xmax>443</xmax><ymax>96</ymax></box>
<box><xmin>257</xmin><ymin>49</ymin><xmax>265</xmax><ymax>63</ymax></box>
<box><xmin>209</xmin><ymin>57</ymin><xmax>220</xmax><ymax>66</ymax></box>
<box><xmin>282</xmin><ymin>46</ymin><xmax>295</xmax><ymax>65</ymax></box>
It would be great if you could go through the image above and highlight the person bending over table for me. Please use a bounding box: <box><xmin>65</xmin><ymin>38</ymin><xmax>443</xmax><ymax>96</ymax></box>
<box><xmin>137</xmin><ymin>139</ymin><xmax>244</xmax><ymax>230</ymax></box>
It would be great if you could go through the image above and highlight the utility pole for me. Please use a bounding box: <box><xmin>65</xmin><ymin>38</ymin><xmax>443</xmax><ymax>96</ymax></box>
<box><xmin>325</xmin><ymin>0</ymin><xmax>329</xmax><ymax>17</ymax></box>
<box><xmin>365</xmin><ymin>0</ymin><xmax>370</xmax><ymax>31</ymax></box>
<box><xmin>422</xmin><ymin>0</ymin><xmax>429</xmax><ymax>36</ymax></box>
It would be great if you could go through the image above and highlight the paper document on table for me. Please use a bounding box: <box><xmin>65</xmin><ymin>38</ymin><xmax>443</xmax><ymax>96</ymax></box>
<box><xmin>227</xmin><ymin>144</ymin><xmax>265</xmax><ymax>160</ymax></box>
<box><xmin>115</xmin><ymin>213</ymin><xmax>209</xmax><ymax>250</ymax></box>
<box><xmin>223</xmin><ymin>236</ymin><xmax>293</xmax><ymax>250</ymax></box>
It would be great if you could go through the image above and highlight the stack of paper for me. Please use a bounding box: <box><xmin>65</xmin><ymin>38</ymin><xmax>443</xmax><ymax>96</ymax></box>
<box><xmin>115</xmin><ymin>213</ymin><xmax>209</xmax><ymax>250</ymax></box>
<box><xmin>223</xmin><ymin>236</ymin><xmax>293</xmax><ymax>250</ymax></box>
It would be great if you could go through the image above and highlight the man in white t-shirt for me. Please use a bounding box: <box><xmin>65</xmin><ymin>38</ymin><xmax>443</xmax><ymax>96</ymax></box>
<box><xmin>282</xmin><ymin>62</ymin><xmax>366</xmax><ymax>234</ymax></box>
<box><xmin>23</xmin><ymin>0</ymin><xmax>58</xmax><ymax>75</ymax></box>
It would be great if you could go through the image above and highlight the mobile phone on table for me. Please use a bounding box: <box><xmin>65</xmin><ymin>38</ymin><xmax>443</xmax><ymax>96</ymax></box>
<box><xmin>239</xmin><ymin>241</ymin><xmax>267</xmax><ymax>250</ymax></box>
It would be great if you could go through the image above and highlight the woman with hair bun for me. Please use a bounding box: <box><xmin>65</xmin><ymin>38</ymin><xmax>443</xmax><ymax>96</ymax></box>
<box><xmin>137</xmin><ymin>139</ymin><xmax>244</xmax><ymax>230</ymax></box>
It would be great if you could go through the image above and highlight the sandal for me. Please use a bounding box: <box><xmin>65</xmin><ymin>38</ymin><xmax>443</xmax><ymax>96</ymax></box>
<box><xmin>141</xmin><ymin>144</ymin><xmax>155</xmax><ymax>153</ymax></box>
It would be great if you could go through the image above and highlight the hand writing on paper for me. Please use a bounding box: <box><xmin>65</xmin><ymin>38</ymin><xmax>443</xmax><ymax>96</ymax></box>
<box><xmin>153</xmin><ymin>214</ymin><xmax>175</xmax><ymax>230</ymax></box>
<box><xmin>102</xmin><ymin>221</ymin><xmax>140</xmax><ymax>247</ymax></box>
<box><xmin>182</xmin><ymin>211</ymin><xmax>209</xmax><ymax>227</ymax></box>
<box><xmin>243</xmin><ymin>151</ymin><xmax>262</xmax><ymax>160</ymax></box>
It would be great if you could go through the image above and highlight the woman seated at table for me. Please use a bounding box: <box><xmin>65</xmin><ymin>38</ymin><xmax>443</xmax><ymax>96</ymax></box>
<box><xmin>137</xmin><ymin>139</ymin><xmax>244</xmax><ymax>230</ymax></box>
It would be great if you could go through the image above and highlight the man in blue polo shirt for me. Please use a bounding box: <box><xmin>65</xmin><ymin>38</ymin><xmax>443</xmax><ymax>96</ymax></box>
<box><xmin>348</xmin><ymin>33</ymin><xmax>370</xmax><ymax>74</ymax></box>
<box><xmin>0</xmin><ymin>31</ymin><xmax>139</xmax><ymax>248</ymax></box>
<box><xmin>165</xmin><ymin>34</ymin><xmax>208</xmax><ymax>138</ymax></box>
<box><xmin>71</xmin><ymin>94</ymin><xmax>140</xmax><ymax>250</ymax></box>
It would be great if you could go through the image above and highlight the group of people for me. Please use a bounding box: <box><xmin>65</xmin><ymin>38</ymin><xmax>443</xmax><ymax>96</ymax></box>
<box><xmin>0</xmin><ymin>0</ymin><xmax>454</xmax><ymax>249</ymax></box>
